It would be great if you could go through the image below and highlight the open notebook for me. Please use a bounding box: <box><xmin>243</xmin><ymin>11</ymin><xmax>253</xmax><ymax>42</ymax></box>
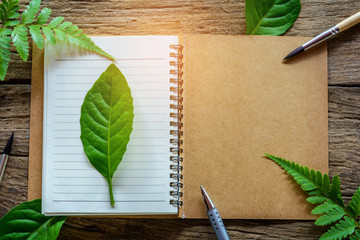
<box><xmin>30</xmin><ymin>35</ymin><xmax>328</xmax><ymax>219</ymax></box>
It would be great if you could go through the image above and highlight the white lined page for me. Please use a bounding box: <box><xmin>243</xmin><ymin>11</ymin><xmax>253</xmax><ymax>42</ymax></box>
<box><xmin>42</xmin><ymin>36</ymin><xmax>178</xmax><ymax>215</ymax></box>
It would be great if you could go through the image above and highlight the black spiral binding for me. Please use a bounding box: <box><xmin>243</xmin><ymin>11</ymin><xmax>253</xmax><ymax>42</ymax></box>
<box><xmin>169</xmin><ymin>44</ymin><xmax>184</xmax><ymax>207</ymax></box>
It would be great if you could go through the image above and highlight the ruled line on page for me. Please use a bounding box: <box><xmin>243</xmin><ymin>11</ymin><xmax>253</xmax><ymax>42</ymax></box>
<box><xmin>53</xmin><ymin>192</ymin><xmax>165</xmax><ymax>194</ymax></box>
<box><xmin>53</xmin><ymin>183</ymin><xmax>166</xmax><ymax>186</ymax></box>
<box><xmin>53</xmin><ymin>176</ymin><xmax>167</xmax><ymax>179</ymax></box>
<box><xmin>53</xmin><ymin>200</ymin><xmax>166</xmax><ymax>203</ymax></box>
<box><xmin>55</xmin><ymin>58</ymin><xmax>166</xmax><ymax>61</ymax></box>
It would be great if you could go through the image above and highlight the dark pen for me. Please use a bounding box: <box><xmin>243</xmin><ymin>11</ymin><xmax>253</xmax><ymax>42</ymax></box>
<box><xmin>0</xmin><ymin>132</ymin><xmax>14</xmax><ymax>185</ymax></box>
<box><xmin>200</xmin><ymin>185</ymin><xmax>230</xmax><ymax>240</ymax></box>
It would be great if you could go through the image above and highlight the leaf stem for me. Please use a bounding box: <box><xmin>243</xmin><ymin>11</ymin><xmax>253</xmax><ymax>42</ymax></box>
<box><xmin>107</xmin><ymin>178</ymin><xmax>115</xmax><ymax>207</ymax></box>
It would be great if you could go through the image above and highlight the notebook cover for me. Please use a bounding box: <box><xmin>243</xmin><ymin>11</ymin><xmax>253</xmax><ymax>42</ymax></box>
<box><xmin>182</xmin><ymin>34</ymin><xmax>328</xmax><ymax>219</ymax></box>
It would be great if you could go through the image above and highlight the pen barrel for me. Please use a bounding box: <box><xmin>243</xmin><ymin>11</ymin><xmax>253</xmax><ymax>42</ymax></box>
<box><xmin>302</xmin><ymin>26</ymin><xmax>340</xmax><ymax>50</ymax></box>
<box><xmin>207</xmin><ymin>208</ymin><xmax>230</xmax><ymax>240</ymax></box>
<box><xmin>337</xmin><ymin>11</ymin><xmax>360</xmax><ymax>32</ymax></box>
<box><xmin>0</xmin><ymin>154</ymin><xmax>8</xmax><ymax>184</ymax></box>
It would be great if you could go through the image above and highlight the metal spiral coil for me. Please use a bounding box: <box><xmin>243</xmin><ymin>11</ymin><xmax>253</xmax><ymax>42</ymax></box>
<box><xmin>169</xmin><ymin>44</ymin><xmax>184</xmax><ymax>207</ymax></box>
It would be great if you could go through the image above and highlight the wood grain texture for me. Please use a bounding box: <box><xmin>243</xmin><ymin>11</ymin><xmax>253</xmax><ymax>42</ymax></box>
<box><xmin>1</xmin><ymin>0</ymin><xmax>360</xmax><ymax>239</ymax></box>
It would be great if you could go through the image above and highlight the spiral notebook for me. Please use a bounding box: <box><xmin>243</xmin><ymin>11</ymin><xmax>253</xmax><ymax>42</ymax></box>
<box><xmin>29</xmin><ymin>35</ymin><xmax>328</xmax><ymax>219</ymax></box>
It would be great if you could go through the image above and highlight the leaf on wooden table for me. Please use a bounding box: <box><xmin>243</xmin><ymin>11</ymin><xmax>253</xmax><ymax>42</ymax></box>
<box><xmin>245</xmin><ymin>0</ymin><xmax>301</xmax><ymax>35</ymax></box>
<box><xmin>0</xmin><ymin>199</ymin><xmax>66</xmax><ymax>240</ymax></box>
<box><xmin>80</xmin><ymin>63</ymin><xmax>134</xmax><ymax>207</ymax></box>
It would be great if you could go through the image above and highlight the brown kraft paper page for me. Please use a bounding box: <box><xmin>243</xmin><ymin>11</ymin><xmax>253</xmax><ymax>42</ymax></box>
<box><xmin>28</xmin><ymin>44</ymin><xmax>44</xmax><ymax>201</ymax></box>
<box><xmin>183</xmin><ymin>35</ymin><xmax>328</xmax><ymax>219</ymax></box>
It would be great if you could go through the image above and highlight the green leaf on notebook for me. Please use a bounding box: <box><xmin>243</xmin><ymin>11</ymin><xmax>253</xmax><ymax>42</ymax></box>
<box><xmin>245</xmin><ymin>0</ymin><xmax>301</xmax><ymax>35</ymax></box>
<box><xmin>0</xmin><ymin>199</ymin><xmax>66</xmax><ymax>239</ymax></box>
<box><xmin>265</xmin><ymin>154</ymin><xmax>360</xmax><ymax>239</ymax></box>
<box><xmin>80</xmin><ymin>63</ymin><xmax>134</xmax><ymax>207</ymax></box>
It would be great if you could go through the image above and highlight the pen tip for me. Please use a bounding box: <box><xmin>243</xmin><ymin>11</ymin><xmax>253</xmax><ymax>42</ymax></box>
<box><xmin>282</xmin><ymin>46</ymin><xmax>305</xmax><ymax>62</ymax></box>
<box><xmin>4</xmin><ymin>132</ymin><xmax>14</xmax><ymax>155</ymax></box>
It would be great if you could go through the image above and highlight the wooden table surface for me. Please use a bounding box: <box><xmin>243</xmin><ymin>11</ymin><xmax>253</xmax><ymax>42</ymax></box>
<box><xmin>1</xmin><ymin>0</ymin><xmax>360</xmax><ymax>239</ymax></box>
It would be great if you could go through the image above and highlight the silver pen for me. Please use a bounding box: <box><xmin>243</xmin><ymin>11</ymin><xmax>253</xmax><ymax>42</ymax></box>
<box><xmin>0</xmin><ymin>132</ymin><xmax>14</xmax><ymax>185</ymax></box>
<box><xmin>200</xmin><ymin>185</ymin><xmax>230</xmax><ymax>240</ymax></box>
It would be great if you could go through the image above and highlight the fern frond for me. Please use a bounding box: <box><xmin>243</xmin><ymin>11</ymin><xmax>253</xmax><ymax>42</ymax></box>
<box><xmin>41</xmin><ymin>25</ymin><xmax>55</xmax><ymax>43</ymax></box>
<box><xmin>43</xmin><ymin>18</ymin><xmax>114</xmax><ymax>60</ymax></box>
<box><xmin>349</xmin><ymin>229</ymin><xmax>360</xmax><ymax>240</ymax></box>
<box><xmin>265</xmin><ymin>154</ymin><xmax>344</xmax><ymax>206</ymax></box>
<box><xmin>0</xmin><ymin>0</ymin><xmax>19</xmax><ymax>26</ymax></box>
<box><xmin>307</xmin><ymin>195</ymin><xmax>328</xmax><ymax>204</ymax></box>
<box><xmin>347</xmin><ymin>186</ymin><xmax>360</xmax><ymax>219</ymax></box>
<box><xmin>11</xmin><ymin>25</ymin><xmax>29</xmax><ymax>61</ymax></box>
<box><xmin>0</xmin><ymin>29</ymin><xmax>12</xmax><ymax>80</ymax></box>
<box><xmin>312</xmin><ymin>200</ymin><xmax>341</xmax><ymax>215</ymax></box>
<box><xmin>36</xmin><ymin>7</ymin><xmax>51</xmax><ymax>24</ymax></box>
<box><xmin>319</xmin><ymin>216</ymin><xmax>356</xmax><ymax>240</ymax></box>
<box><xmin>329</xmin><ymin>175</ymin><xmax>345</xmax><ymax>207</ymax></box>
<box><xmin>265</xmin><ymin>154</ymin><xmax>331</xmax><ymax>195</ymax></box>
<box><xmin>6</xmin><ymin>0</ymin><xmax>20</xmax><ymax>19</ymax></box>
<box><xmin>21</xmin><ymin>0</ymin><xmax>41</xmax><ymax>24</ymax></box>
<box><xmin>47</xmin><ymin>16</ymin><xmax>64</xmax><ymax>28</ymax></box>
<box><xmin>0</xmin><ymin>3</ymin><xmax>6</xmax><ymax>23</ymax></box>
<box><xmin>29</xmin><ymin>25</ymin><xmax>43</xmax><ymax>49</ymax></box>
<box><xmin>314</xmin><ymin>208</ymin><xmax>346</xmax><ymax>226</ymax></box>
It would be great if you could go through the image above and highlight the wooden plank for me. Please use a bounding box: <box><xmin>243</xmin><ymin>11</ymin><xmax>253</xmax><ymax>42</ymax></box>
<box><xmin>58</xmin><ymin>218</ymin><xmax>325</xmax><ymax>240</ymax></box>
<box><xmin>0</xmin><ymin>156</ymin><xmax>28</xmax><ymax>216</ymax></box>
<box><xmin>0</xmin><ymin>85</ymin><xmax>30</xmax><ymax>156</ymax></box>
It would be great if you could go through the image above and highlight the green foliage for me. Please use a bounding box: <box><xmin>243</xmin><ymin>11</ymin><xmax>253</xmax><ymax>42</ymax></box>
<box><xmin>245</xmin><ymin>0</ymin><xmax>301</xmax><ymax>35</ymax></box>
<box><xmin>80</xmin><ymin>63</ymin><xmax>134</xmax><ymax>207</ymax></box>
<box><xmin>0</xmin><ymin>199</ymin><xmax>66</xmax><ymax>239</ymax></box>
<box><xmin>11</xmin><ymin>25</ymin><xmax>29</xmax><ymax>61</ymax></box>
<box><xmin>0</xmin><ymin>28</ymin><xmax>12</xmax><ymax>80</ymax></box>
<box><xmin>265</xmin><ymin>154</ymin><xmax>360</xmax><ymax>240</ymax></box>
<box><xmin>0</xmin><ymin>0</ymin><xmax>114</xmax><ymax>81</ymax></box>
<box><xmin>0</xmin><ymin>0</ymin><xmax>20</xmax><ymax>27</ymax></box>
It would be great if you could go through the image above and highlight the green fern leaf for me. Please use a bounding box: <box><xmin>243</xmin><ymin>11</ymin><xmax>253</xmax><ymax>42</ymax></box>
<box><xmin>319</xmin><ymin>216</ymin><xmax>356</xmax><ymax>240</ymax></box>
<box><xmin>11</xmin><ymin>25</ymin><xmax>29</xmax><ymax>61</ymax></box>
<box><xmin>314</xmin><ymin>208</ymin><xmax>346</xmax><ymax>226</ymax></box>
<box><xmin>47</xmin><ymin>16</ymin><xmax>64</xmax><ymax>28</ymax></box>
<box><xmin>57</xmin><ymin>21</ymin><xmax>72</xmax><ymax>30</ymax></box>
<box><xmin>29</xmin><ymin>25</ymin><xmax>43</xmax><ymax>49</ymax></box>
<box><xmin>322</xmin><ymin>174</ymin><xmax>331</xmax><ymax>193</ymax></box>
<box><xmin>307</xmin><ymin>195</ymin><xmax>328</xmax><ymax>204</ymax></box>
<box><xmin>42</xmin><ymin>26</ymin><xmax>55</xmax><ymax>44</ymax></box>
<box><xmin>53</xmin><ymin>28</ymin><xmax>66</xmax><ymax>41</ymax></box>
<box><xmin>347</xmin><ymin>186</ymin><xmax>360</xmax><ymax>219</ymax></box>
<box><xmin>7</xmin><ymin>10</ymin><xmax>19</xmax><ymax>19</ymax></box>
<box><xmin>6</xmin><ymin>0</ymin><xmax>20</xmax><ymax>19</ymax></box>
<box><xmin>349</xmin><ymin>229</ymin><xmax>360</xmax><ymax>240</ymax></box>
<box><xmin>312</xmin><ymin>200</ymin><xmax>341</xmax><ymax>215</ymax></box>
<box><xmin>0</xmin><ymin>29</ymin><xmax>12</xmax><ymax>80</ymax></box>
<box><xmin>0</xmin><ymin>4</ymin><xmax>7</xmax><ymax>23</ymax></box>
<box><xmin>36</xmin><ymin>7</ymin><xmax>51</xmax><ymax>24</ymax></box>
<box><xmin>3</xmin><ymin>19</ymin><xmax>18</xmax><ymax>27</ymax></box>
<box><xmin>21</xmin><ymin>0</ymin><xmax>41</xmax><ymax>24</ymax></box>
<box><xmin>0</xmin><ymin>0</ymin><xmax>19</xmax><ymax>25</ymax></box>
<box><xmin>329</xmin><ymin>175</ymin><xmax>345</xmax><ymax>207</ymax></box>
<box><xmin>265</xmin><ymin>154</ymin><xmax>346</xmax><ymax>206</ymax></box>
<box><xmin>265</xmin><ymin>154</ymin><xmax>319</xmax><ymax>192</ymax></box>
<box><xmin>47</xmin><ymin>21</ymin><xmax>114</xmax><ymax>60</ymax></box>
